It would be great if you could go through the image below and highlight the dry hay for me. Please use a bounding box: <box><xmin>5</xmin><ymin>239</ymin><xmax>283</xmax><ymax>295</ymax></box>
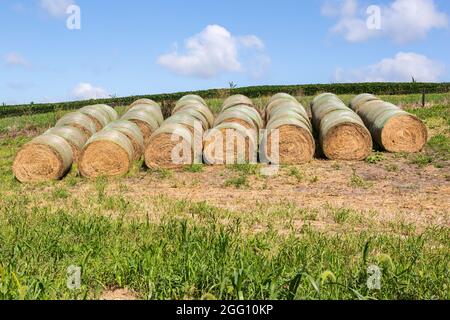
<box><xmin>173</xmin><ymin>103</ymin><xmax>214</xmax><ymax>129</ymax></box>
<box><xmin>172</xmin><ymin>108</ymin><xmax>210</xmax><ymax>130</ymax></box>
<box><xmin>380</xmin><ymin>114</ymin><xmax>428</xmax><ymax>153</ymax></box>
<box><xmin>121</xmin><ymin>110</ymin><xmax>160</xmax><ymax>146</ymax></box>
<box><xmin>269</xmin><ymin>93</ymin><xmax>298</xmax><ymax>104</ymax></box>
<box><xmin>222</xmin><ymin>94</ymin><xmax>254</xmax><ymax>111</ymax></box>
<box><xmin>105</xmin><ymin>120</ymin><xmax>145</xmax><ymax>161</ymax></box>
<box><xmin>214</xmin><ymin>109</ymin><xmax>258</xmax><ymax>130</ymax></box>
<box><xmin>55</xmin><ymin>112</ymin><xmax>97</xmax><ymax>138</ymax></box>
<box><xmin>13</xmin><ymin>134</ymin><xmax>73</xmax><ymax>183</ymax></box>
<box><xmin>220</xmin><ymin>105</ymin><xmax>264</xmax><ymax>130</ymax></box>
<box><xmin>79</xmin><ymin>130</ymin><xmax>133</xmax><ymax>179</ymax></box>
<box><xmin>83</xmin><ymin>104</ymin><xmax>118</xmax><ymax>122</ymax></box>
<box><xmin>79</xmin><ymin>107</ymin><xmax>110</xmax><ymax>131</ymax></box>
<box><xmin>128</xmin><ymin>98</ymin><xmax>159</xmax><ymax>111</ymax></box>
<box><xmin>262</xmin><ymin>119</ymin><xmax>315</xmax><ymax>165</ymax></box>
<box><xmin>354</xmin><ymin>98</ymin><xmax>428</xmax><ymax>153</ymax></box>
<box><xmin>177</xmin><ymin>94</ymin><xmax>207</xmax><ymax>106</ymax></box>
<box><xmin>145</xmin><ymin>124</ymin><xmax>198</xmax><ymax>169</ymax></box>
<box><xmin>45</xmin><ymin>126</ymin><xmax>87</xmax><ymax>163</ymax></box>
<box><xmin>126</xmin><ymin>104</ymin><xmax>164</xmax><ymax>125</ymax></box>
<box><xmin>203</xmin><ymin>123</ymin><xmax>258</xmax><ymax>165</ymax></box>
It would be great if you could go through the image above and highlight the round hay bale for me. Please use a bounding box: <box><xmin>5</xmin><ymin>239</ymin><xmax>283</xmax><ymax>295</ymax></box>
<box><xmin>222</xmin><ymin>94</ymin><xmax>254</xmax><ymax>111</ymax></box>
<box><xmin>79</xmin><ymin>107</ymin><xmax>110</xmax><ymax>131</ymax></box>
<box><xmin>265</xmin><ymin>100</ymin><xmax>308</xmax><ymax>122</ymax></box>
<box><xmin>79</xmin><ymin>129</ymin><xmax>134</xmax><ymax>179</ymax></box>
<box><xmin>269</xmin><ymin>93</ymin><xmax>298</xmax><ymax>105</ymax></box>
<box><xmin>222</xmin><ymin>105</ymin><xmax>264</xmax><ymax>130</ymax></box>
<box><xmin>121</xmin><ymin>110</ymin><xmax>160</xmax><ymax>146</ymax></box>
<box><xmin>128</xmin><ymin>98</ymin><xmax>159</xmax><ymax>111</ymax></box>
<box><xmin>350</xmin><ymin>94</ymin><xmax>380</xmax><ymax>112</ymax></box>
<box><xmin>203</xmin><ymin>122</ymin><xmax>258</xmax><ymax>165</ymax></box>
<box><xmin>126</xmin><ymin>104</ymin><xmax>164</xmax><ymax>125</ymax></box>
<box><xmin>45</xmin><ymin>126</ymin><xmax>87</xmax><ymax>163</ymax></box>
<box><xmin>162</xmin><ymin>113</ymin><xmax>205</xmax><ymax>136</ymax></box>
<box><xmin>214</xmin><ymin>108</ymin><xmax>257</xmax><ymax>130</ymax></box>
<box><xmin>173</xmin><ymin>107</ymin><xmax>210</xmax><ymax>130</ymax></box>
<box><xmin>312</xmin><ymin>94</ymin><xmax>372</xmax><ymax>160</ymax></box>
<box><xmin>356</xmin><ymin>100</ymin><xmax>428</xmax><ymax>153</ymax></box>
<box><xmin>173</xmin><ymin>103</ymin><xmax>214</xmax><ymax>128</ymax></box>
<box><xmin>13</xmin><ymin>134</ymin><xmax>73</xmax><ymax>183</ymax></box>
<box><xmin>177</xmin><ymin>94</ymin><xmax>207</xmax><ymax>106</ymax></box>
<box><xmin>266</xmin><ymin>109</ymin><xmax>312</xmax><ymax>132</ymax></box>
<box><xmin>145</xmin><ymin>123</ymin><xmax>199</xmax><ymax>169</ymax></box>
<box><xmin>55</xmin><ymin>112</ymin><xmax>97</xmax><ymax>138</ymax></box>
<box><xmin>261</xmin><ymin>117</ymin><xmax>315</xmax><ymax>165</ymax></box>
<box><xmin>84</xmin><ymin>104</ymin><xmax>118</xmax><ymax>122</ymax></box>
<box><xmin>105</xmin><ymin>120</ymin><xmax>145</xmax><ymax>161</ymax></box>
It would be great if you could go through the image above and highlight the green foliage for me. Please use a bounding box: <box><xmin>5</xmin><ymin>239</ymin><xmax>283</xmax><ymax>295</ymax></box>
<box><xmin>366</xmin><ymin>152</ymin><xmax>387</xmax><ymax>164</ymax></box>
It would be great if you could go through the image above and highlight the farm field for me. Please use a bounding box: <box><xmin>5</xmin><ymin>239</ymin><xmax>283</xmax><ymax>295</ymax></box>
<box><xmin>0</xmin><ymin>92</ymin><xmax>449</xmax><ymax>300</ymax></box>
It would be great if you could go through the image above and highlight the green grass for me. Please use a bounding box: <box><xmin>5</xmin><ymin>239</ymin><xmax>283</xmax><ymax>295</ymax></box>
<box><xmin>350</xmin><ymin>170</ymin><xmax>373</xmax><ymax>189</ymax></box>
<box><xmin>224</xmin><ymin>175</ymin><xmax>249</xmax><ymax>189</ymax></box>
<box><xmin>0</xmin><ymin>199</ymin><xmax>448</xmax><ymax>300</ymax></box>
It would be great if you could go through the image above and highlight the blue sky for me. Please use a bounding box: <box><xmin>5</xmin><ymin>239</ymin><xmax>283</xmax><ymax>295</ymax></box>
<box><xmin>1</xmin><ymin>0</ymin><xmax>449</xmax><ymax>104</ymax></box>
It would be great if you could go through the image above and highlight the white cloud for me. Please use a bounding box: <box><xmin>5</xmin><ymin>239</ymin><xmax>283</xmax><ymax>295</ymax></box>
<box><xmin>71</xmin><ymin>83</ymin><xmax>110</xmax><ymax>100</ymax></box>
<box><xmin>3</xmin><ymin>52</ymin><xmax>31</xmax><ymax>68</ymax></box>
<box><xmin>40</xmin><ymin>0</ymin><xmax>75</xmax><ymax>18</ymax></box>
<box><xmin>334</xmin><ymin>52</ymin><xmax>445</xmax><ymax>82</ymax></box>
<box><xmin>323</xmin><ymin>0</ymin><xmax>448</xmax><ymax>43</ymax></box>
<box><xmin>157</xmin><ymin>25</ymin><xmax>268</xmax><ymax>78</ymax></box>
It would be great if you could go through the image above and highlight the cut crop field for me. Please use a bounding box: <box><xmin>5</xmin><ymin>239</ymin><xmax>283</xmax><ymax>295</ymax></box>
<box><xmin>0</xmin><ymin>92</ymin><xmax>449</xmax><ymax>300</ymax></box>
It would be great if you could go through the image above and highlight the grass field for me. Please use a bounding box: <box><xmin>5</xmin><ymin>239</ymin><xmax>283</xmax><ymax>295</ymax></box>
<box><xmin>0</xmin><ymin>93</ymin><xmax>449</xmax><ymax>300</ymax></box>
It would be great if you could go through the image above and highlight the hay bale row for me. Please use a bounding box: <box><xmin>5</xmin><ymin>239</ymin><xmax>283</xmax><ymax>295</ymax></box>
<box><xmin>203</xmin><ymin>95</ymin><xmax>260</xmax><ymax>165</ymax></box>
<box><xmin>13</xmin><ymin>104</ymin><xmax>118</xmax><ymax>182</ymax></box>
<box><xmin>311</xmin><ymin>93</ymin><xmax>372</xmax><ymax>161</ymax></box>
<box><xmin>261</xmin><ymin>93</ymin><xmax>315</xmax><ymax>165</ymax></box>
<box><xmin>350</xmin><ymin>94</ymin><xmax>428</xmax><ymax>153</ymax></box>
<box><xmin>145</xmin><ymin>95</ymin><xmax>211</xmax><ymax>169</ymax></box>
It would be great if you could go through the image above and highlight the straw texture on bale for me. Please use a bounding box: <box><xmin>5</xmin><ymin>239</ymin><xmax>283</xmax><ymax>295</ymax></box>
<box><xmin>55</xmin><ymin>112</ymin><xmax>97</xmax><ymax>138</ymax></box>
<box><xmin>203</xmin><ymin>122</ymin><xmax>258</xmax><ymax>165</ymax></box>
<box><xmin>350</xmin><ymin>94</ymin><xmax>428</xmax><ymax>153</ymax></box>
<box><xmin>79</xmin><ymin>130</ymin><xmax>134</xmax><ymax>179</ymax></box>
<box><xmin>269</xmin><ymin>93</ymin><xmax>299</xmax><ymax>104</ymax></box>
<box><xmin>45</xmin><ymin>126</ymin><xmax>87</xmax><ymax>163</ymax></box>
<box><xmin>214</xmin><ymin>109</ymin><xmax>258</xmax><ymax>130</ymax></box>
<box><xmin>126</xmin><ymin>104</ymin><xmax>164</xmax><ymax>125</ymax></box>
<box><xmin>84</xmin><ymin>104</ymin><xmax>118</xmax><ymax>122</ymax></box>
<box><xmin>162</xmin><ymin>113</ymin><xmax>205</xmax><ymax>135</ymax></box>
<box><xmin>312</xmin><ymin>93</ymin><xmax>372</xmax><ymax>160</ymax></box>
<box><xmin>262</xmin><ymin>94</ymin><xmax>315</xmax><ymax>164</ymax></box>
<box><xmin>121</xmin><ymin>110</ymin><xmax>160</xmax><ymax>146</ymax></box>
<box><xmin>145</xmin><ymin>123</ymin><xmax>199</xmax><ymax>169</ymax></box>
<box><xmin>105</xmin><ymin>120</ymin><xmax>145</xmax><ymax>161</ymax></box>
<box><xmin>79</xmin><ymin>106</ymin><xmax>110</xmax><ymax>131</ymax></box>
<box><xmin>13</xmin><ymin>134</ymin><xmax>73</xmax><ymax>183</ymax></box>
<box><xmin>222</xmin><ymin>94</ymin><xmax>254</xmax><ymax>111</ymax></box>
<box><xmin>173</xmin><ymin>102</ymin><xmax>214</xmax><ymax>128</ymax></box>
<box><xmin>220</xmin><ymin>105</ymin><xmax>264</xmax><ymax>130</ymax></box>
